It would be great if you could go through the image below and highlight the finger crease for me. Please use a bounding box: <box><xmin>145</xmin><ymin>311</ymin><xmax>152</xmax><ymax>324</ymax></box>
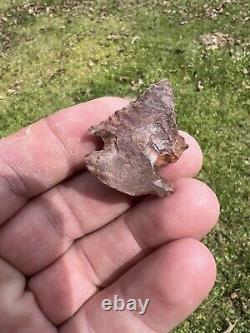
<box><xmin>45</xmin><ymin>118</ymin><xmax>75</xmax><ymax>171</ymax></box>
<box><xmin>123</xmin><ymin>212</ymin><xmax>146</xmax><ymax>251</ymax></box>
<box><xmin>0</xmin><ymin>153</ymin><xmax>30</xmax><ymax>199</ymax></box>
<box><xmin>56</xmin><ymin>187</ymin><xmax>86</xmax><ymax>239</ymax></box>
<box><xmin>74</xmin><ymin>241</ymin><xmax>102</xmax><ymax>288</ymax></box>
<box><xmin>38</xmin><ymin>198</ymin><xmax>70</xmax><ymax>242</ymax></box>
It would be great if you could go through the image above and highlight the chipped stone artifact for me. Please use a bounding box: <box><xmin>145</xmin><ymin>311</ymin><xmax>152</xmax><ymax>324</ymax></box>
<box><xmin>85</xmin><ymin>79</ymin><xmax>188</xmax><ymax>197</ymax></box>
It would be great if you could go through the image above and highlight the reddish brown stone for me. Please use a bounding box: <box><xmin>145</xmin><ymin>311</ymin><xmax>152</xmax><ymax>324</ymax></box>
<box><xmin>85</xmin><ymin>79</ymin><xmax>188</xmax><ymax>196</ymax></box>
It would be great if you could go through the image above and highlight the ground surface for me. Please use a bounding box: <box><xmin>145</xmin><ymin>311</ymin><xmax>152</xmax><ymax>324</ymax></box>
<box><xmin>0</xmin><ymin>1</ymin><xmax>249</xmax><ymax>332</ymax></box>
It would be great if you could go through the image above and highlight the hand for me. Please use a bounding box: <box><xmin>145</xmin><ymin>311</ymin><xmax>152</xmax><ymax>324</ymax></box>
<box><xmin>0</xmin><ymin>97</ymin><xmax>219</xmax><ymax>333</ymax></box>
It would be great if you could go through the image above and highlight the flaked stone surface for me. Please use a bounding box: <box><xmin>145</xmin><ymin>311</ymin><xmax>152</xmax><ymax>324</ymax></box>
<box><xmin>85</xmin><ymin>79</ymin><xmax>188</xmax><ymax>197</ymax></box>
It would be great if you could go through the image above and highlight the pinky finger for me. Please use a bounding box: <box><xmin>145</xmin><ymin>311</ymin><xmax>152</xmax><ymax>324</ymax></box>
<box><xmin>59</xmin><ymin>238</ymin><xmax>216</xmax><ymax>333</ymax></box>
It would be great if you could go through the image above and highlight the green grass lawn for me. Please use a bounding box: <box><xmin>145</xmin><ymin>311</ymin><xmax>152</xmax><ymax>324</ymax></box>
<box><xmin>0</xmin><ymin>0</ymin><xmax>249</xmax><ymax>332</ymax></box>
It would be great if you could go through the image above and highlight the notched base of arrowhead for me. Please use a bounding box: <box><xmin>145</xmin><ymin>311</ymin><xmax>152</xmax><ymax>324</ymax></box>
<box><xmin>85</xmin><ymin>79</ymin><xmax>188</xmax><ymax>197</ymax></box>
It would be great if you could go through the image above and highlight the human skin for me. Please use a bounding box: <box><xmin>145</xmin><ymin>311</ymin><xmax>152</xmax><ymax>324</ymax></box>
<box><xmin>0</xmin><ymin>97</ymin><xmax>220</xmax><ymax>333</ymax></box>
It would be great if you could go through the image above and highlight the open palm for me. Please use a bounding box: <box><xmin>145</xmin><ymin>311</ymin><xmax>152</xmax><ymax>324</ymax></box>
<box><xmin>0</xmin><ymin>97</ymin><xmax>219</xmax><ymax>333</ymax></box>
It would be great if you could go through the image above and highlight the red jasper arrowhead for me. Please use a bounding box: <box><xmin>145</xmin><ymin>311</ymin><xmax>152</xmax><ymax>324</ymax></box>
<box><xmin>85</xmin><ymin>79</ymin><xmax>188</xmax><ymax>197</ymax></box>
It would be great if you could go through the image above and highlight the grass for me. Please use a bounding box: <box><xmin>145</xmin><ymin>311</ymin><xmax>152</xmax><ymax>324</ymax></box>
<box><xmin>0</xmin><ymin>0</ymin><xmax>249</xmax><ymax>332</ymax></box>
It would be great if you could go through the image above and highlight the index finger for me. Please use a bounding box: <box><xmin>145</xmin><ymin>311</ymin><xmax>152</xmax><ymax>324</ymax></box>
<box><xmin>0</xmin><ymin>97</ymin><xmax>129</xmax><ymax>223</ymax></box>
